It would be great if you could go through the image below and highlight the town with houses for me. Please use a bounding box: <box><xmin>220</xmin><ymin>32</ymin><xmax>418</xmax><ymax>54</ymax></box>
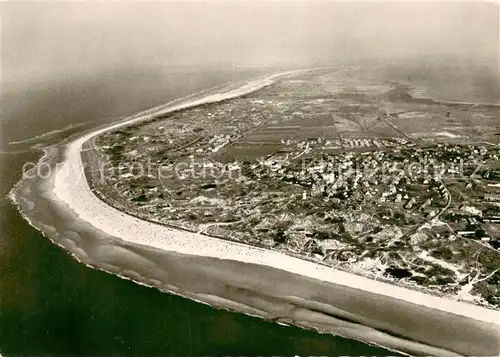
<box><xmin>84</xmin><ymin>67</ymin><xmax>500</xmax><ymax>308</ymax></box>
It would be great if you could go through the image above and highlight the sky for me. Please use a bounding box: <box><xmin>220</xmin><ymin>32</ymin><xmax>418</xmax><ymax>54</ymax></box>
<box><xmin>2</xmin><ymin>1</ymin><xmax>499</xmax><ymax>80</ymax></box>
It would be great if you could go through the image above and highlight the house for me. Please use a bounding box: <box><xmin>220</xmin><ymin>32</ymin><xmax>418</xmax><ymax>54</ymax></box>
<box><xmin>404</xmin><ymin>197</ymin><xmax>416</xmax><ymax>210</ymax></box>
<box><xmin>419</xmin><ymin>198</ymin><xmax>432</xmax><ymax>211</ymax></box>
<box><xmin>457</xmin><ymin>231</ymin><xmax>475</xmax><ymax>236</ymax></box>
<box><xmin>484</xmin><ymin>195</ymin><xmax>500</xmax><ymax>202</ymax></box>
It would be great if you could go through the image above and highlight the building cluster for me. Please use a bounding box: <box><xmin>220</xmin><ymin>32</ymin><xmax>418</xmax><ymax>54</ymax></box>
<box><xmin>86</xmin><ymin>68</ymin><xmax>500</xmax><ymax>309</ymax></box>
<box><xmin>95</xmin><ymin>72</ymin><xmax>500</xmax><ymax>257</ymax></box>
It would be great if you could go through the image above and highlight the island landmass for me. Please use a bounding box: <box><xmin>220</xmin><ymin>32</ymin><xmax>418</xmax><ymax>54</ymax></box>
<box><xmin>87</xmin><ymin>67</ymin><xmax>500</xmax><ymax>309</ymax></box>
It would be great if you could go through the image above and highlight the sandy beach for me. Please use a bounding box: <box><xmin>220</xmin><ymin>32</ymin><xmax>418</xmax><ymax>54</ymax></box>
<box><xmin>3</xmin><ymin>68</ymin><xmax>495</xmax><ymax>356</ymax></box>
<box><xmin>51</xmin><ymin>70</ymin><xmax>500</xmax><ymax>328</ymax></box>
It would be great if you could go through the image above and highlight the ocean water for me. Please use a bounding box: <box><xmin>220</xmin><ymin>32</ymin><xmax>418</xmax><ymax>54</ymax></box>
<box><xmin>369</xmin><ymin>63</ymin><xmax>500</xmax><ymax>105</ymax></box>
<box><xmin>0</xmin><ymin>66</ymin><xmax>396</xmax><ymax>356</ymax></box>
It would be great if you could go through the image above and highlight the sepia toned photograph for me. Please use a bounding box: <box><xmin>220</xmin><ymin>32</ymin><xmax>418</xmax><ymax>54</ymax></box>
<box><xmin>1</xmin><ymin>1</ymin><xmax>499</xmax><ymax>356</ymax></box>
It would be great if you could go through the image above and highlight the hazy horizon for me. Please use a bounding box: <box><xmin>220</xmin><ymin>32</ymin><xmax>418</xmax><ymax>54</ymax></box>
<box><xmin>2</xmin><ymin>2</ymin><xmax>499</xmax><ymax>82</ymax></box>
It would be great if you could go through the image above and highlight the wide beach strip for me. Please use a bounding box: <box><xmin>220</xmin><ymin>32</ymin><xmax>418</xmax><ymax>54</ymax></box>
<box><xmin>51</xmin><ymin>72</ymin><xmax>499</xmax><ymax>355</ymax></box>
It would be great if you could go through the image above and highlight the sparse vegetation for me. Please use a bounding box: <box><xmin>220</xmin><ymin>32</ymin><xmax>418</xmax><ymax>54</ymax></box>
<box><xmin>89</xmin><ymin>67</ymin><xmax>500</xmax><ymax>308</ymax></box>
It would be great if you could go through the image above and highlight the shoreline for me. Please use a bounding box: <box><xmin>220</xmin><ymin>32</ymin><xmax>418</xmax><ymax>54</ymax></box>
<box><xmin>84</xmin><ymin>170</ymin><xmax>476</xmax><ymax>311</ymax></box>
<box><xmin>8</xmin><ymin>68</ymin><xmax>500</xmax><ymax>355</ymax></box>
<box><xmin>53</xmin><ymin>70</ymin><xmax>500</xmax><ymax>325</ymax></box>
<box><xmin>407</xmin><ymin>86</ymin><xmax>500</xmax><ymax>107</ymax></box>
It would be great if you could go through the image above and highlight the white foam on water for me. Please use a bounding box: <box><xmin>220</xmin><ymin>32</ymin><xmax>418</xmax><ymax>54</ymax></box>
<box><xmin>52</xmin><ymin>69</ymin><xmax>500</xmax><ymax>327</ymax></box>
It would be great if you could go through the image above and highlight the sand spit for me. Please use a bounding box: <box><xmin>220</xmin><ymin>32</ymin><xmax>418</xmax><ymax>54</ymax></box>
<box><xmin>52</xmin><ymin>70</ymin><xmax>500</xmax><ymax>328</ymax></box>
<box><xmin>6</xmin><ymin>69</ymin><xmax>499</xmax><ymax>356</ymax></box>
<box><xmin>1</xmin><ymin>69</ymin><xmax>482</xmax><ymax>356</ymax></box>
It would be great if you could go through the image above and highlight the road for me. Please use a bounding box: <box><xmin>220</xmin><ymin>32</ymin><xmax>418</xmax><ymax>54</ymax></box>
<box><xmin>401</xmin><ymin>178</ymin><xmax>451</xmax><ymax>240</ymax></box>
<box><xmin>377</xmin><ymin>113</ymin><xmax>412</xmax><ymax>140</ymax></box>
